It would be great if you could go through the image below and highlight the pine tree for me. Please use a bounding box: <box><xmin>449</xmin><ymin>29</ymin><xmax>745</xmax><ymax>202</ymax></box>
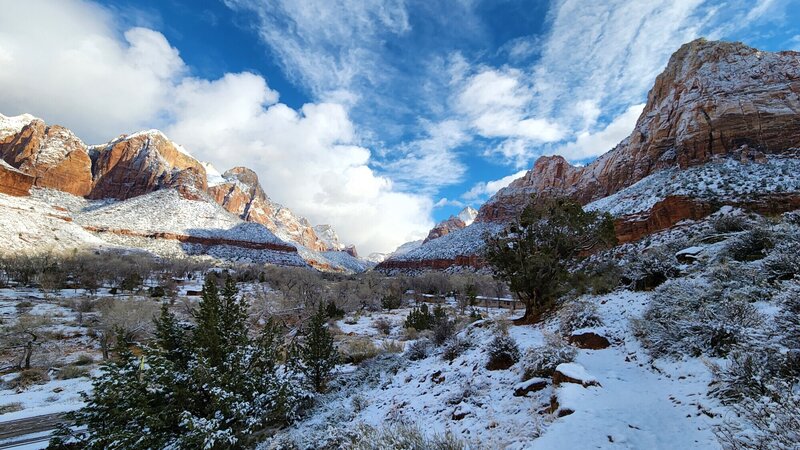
<box><xmin>154</xmin><ymin>302</ymin><xmax>187</xmax><ymax>366</ymax></box>
<box><xmin>298</xmin><ymin>302</ymin><xmax>339</xmax><ymax>392</ymax></box>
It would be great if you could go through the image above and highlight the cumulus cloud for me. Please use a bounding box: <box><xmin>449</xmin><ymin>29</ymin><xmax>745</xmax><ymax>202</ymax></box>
<box><xmin>0</xmin><ymin>0</ymin><xmax>185</xmax><ymax>143</ymax></box>
<box><xmin>166</xmin><ymin>73</ymin><xmax>434</xmax><ymax>254</ymax></box>
<box><xmin>0</xmin><ymin>0</ymin><xmax>434</xmax><ymax>254</ymax></box>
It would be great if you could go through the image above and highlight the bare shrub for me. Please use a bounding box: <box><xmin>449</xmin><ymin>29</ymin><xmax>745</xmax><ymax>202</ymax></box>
<box><xmin>341</xmin><ymin>337</ymin><xmax>381</xmax><ymax>365</ymax></box>
<box><xmin>6</xmin><ymin>368</ymin><xmax>50</xmax><ymax>390</ymax></box>
<box><xmin>713</xmin><ymin>215</ymin><xmax>749</xmax><ymax>233</ymax></box>
<box><xmin>373</xmin><ymin>317</ymin><xmax>392</xmax><ymax>335</ymax></box>
<box><xmin>520</xmin><ymin>334</ymin><xmax>576</xmax><ymax>380</ymax></box>
<box><xmin>623</xmin><ymin>247</ymin><xmax>680</xmax><ymax>291</ymax></box>
<box><xmin>406</xmin><ymin>338</ymin><xmax>433</xmax><ymax>361</ymax></box>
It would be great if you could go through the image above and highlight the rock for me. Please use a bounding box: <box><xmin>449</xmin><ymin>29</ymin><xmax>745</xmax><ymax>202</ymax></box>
<box><xmin>208</xmin><ymin>167</ymin><xmax>332</xmax><ymax>252</ymax></box>
<box><xmin>89</xmin><ymin>130</ymin><xmax>207</xmax><ymax>200</ymax></box>
<box><xmin>513</xmin><ymin>378</ymin><xmax>548</xmax><ymax>397</ymax></box>
<box><xmin>0</xmin><ymin>160</ymin><xmax>34</xmax><ymax>196</ymax></box>
<box><xmin>0</xmin><ymin>119</ymin><xmax>92</xmax><ymax>196</ymax></box>
<box><xmin>568</xmin><ymin>332</ymin><xmax>611</xmax><ymax>350</ymax></box>
<box><xmin>314</xmin><ymin>224</ymin><xmax>345</xmax><ymax>250</ymax></box>
<box><xmin>553</xmin><ymin>363</ymin><xmax>601</xmax><ymax>387</ymax></box>
<box><xmin>478</xmin><ymin>40</ymin><xmax>800</xmax><ymax>226</ymax></box>
<box><xmin>431</xmin><ymin>370</ymin><xmax>445</xmax><ymax>384</ymax></box>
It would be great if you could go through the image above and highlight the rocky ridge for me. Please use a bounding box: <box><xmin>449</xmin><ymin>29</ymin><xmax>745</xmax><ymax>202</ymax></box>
<box><xmin>381</xmin><ymin>39</ymin><xmax>800</xmax><ymax>270</ymax></box>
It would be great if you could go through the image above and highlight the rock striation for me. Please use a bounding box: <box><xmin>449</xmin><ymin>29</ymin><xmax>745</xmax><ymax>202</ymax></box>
<box><xmin>89</xmin><ymin>130</ymin><xmax>207</xmax><ymax>200</ymax></box>
<box><xmin>0</xmin><ymin>117</ymin><xmax>92</xmax><ymax>196</ymax></box>
<box><xmin>477</xmin><ymin>39</ymin><xmax>800</xmax><ymax>224</ymax></box>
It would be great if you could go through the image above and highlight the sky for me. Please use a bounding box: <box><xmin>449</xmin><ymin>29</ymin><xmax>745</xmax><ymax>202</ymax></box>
<box><xmin>0</xmin><ymin>0</ymin><xmax>799</xmax><ymax>254</ymax></box>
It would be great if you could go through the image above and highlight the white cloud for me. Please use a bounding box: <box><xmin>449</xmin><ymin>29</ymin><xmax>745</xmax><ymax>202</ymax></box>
<box><xmin>554</xmin><ymin>103</ymin><xmax>645</xmax><ymax>160</ymax></box>
<box><xmin>0</xmin><ymin>0</ymin><xmax>185</xmax><ymax>143</ymax></box>
<box><xmin>165</xmin><ymin>73</ymin><xmax>434</xmax><ymax>254</ymax></box>
<box><xmin>0</xmin><ymin>0</ymin><xmax>433</xmax><ymax>254</ymax></box>
<box><xmin>433</xmin><ymin>197</ymin><xmax>466</xmax><ymax>209</ymax></box>
<box><xmin>462</xmin><ymin>169</ymin><xmax>529</xmax><ymax>201</ymax></box>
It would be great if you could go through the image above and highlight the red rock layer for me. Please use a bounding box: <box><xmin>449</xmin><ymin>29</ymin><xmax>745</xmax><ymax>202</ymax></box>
<box><xmin>89</xmin><ymin>131</ymin><xmax>208</xmax><ymax>200</ymax></box>
<box><xmin>0</xmin><ymin>162</ymin><xmax>34</xmax><ymax>196</ymax></box>
<box><xmin>477</xmin><ymin>39</ymin><xmax>800</xmax><ymax>224</ymax></box>
<box><xmin>0</xmin><ymin>120</ymin><xmax>92</xmax><ymax>196</ymax></box>
<box><xmin>424</xmin><ymin>216</ymin><xmax>467</xmax><ymax>243</ymax></box>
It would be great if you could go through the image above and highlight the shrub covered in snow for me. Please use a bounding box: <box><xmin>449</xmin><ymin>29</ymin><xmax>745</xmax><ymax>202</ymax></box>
<box><xmin>406</xmin><ymin>338</ymin><xmax>433</xmax><ymax>361</ymax></box>
<box><xmin>763</xmin><ymin>240</ymin><xmax>800</xmax><ymax>280</ymax></box>
<box><xmin>623</xmin><ymin>247</ymin><xmax>681</xmax><ymax>291</ymax></box>
<box><xmin>347</xmin><ymin>423</ymin><xmax>465</xmax><ymax>450</ymax></box>
<box><xmin>712</xmin><ymin>214</ymin><xmax>749</xmax><ymax>233</ymax></box>
<box><xmin>557</xmin><ymin>299</ymin><xmax>603</xmax><ymax>335</ymax></box>
<box><xmin>486</xmin><ymin>326</ymin><xmax>521</xmax><ymax>370</ymax></box>
<box><xmin>633</xmin><ymin>277</ymin><xmax>763</xmax><ymax>358</ymax></box>
<box><xmin>442</xmin><ymin>336</ymin><xmax>471</xmax><ymax>361</ymax></box>
<box><xmin>520</xmin><ymin>334</ymin><xmax>576</xmax><ymax>380</ymax></box>
<box><xmin>724</xmin><ymin>228</ymin><xmax>774</xmax><ymax>262</ymax></box>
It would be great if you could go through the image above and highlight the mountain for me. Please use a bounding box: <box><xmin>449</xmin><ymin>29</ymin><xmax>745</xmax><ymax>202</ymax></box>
<box><xmin>423</xmin><ymin>206</ymin><xmax>479</xmax><ymax>243</ymax></box>
<box><xmin>379</xmin><ymin>39</ymin><xmax>800</xmax><ymax>270</ymax></box>
<box><xmin>0</xmin><ymin>113</ymin><xmax>362</xmax><ymax>272</ymax></box>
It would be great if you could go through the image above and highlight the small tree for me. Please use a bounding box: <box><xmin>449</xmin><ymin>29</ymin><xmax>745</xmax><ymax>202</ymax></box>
<box><xmin>484</xmin><ymin>196</ymin><xmax>616</xmax><ymax>323</ymax></box>
<box><xmin>297</xmin><ymin>302</ymin><xmax>339</xmax><ymax>392</ymax></box>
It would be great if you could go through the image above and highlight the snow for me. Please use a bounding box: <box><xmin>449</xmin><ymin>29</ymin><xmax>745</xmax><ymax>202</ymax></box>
<box><xmin>201</xmin><ymin>162</ymin><xmax>225</xmax><ymax>186</ymax></box>
<box><xmin>388</xmin><ymin>222</ymin><xmax>503</xmax><ymax>262</ymax></box>
<box><xmin>554</xmin><ymin>362</ymin><xmax>596</xmax><ymax>384</ymax></box>
<box><xmin>0</xmin><ymin>375</ymin><xmax>91</xmax><ymax>422</ymax></box>
<box><xmin>587</xmin><ymin>156</ymin><xmax>800</xmax><ymax>217</ymax></box>
<box><xmin>0</xmin><ymin>113</ymin><xmax>36</xmax><ymax>140</ymax></box>
<box><xmin>457</xmin><ymin>206</ymin><xmax>478</xmax><ymax>226</ymax></box>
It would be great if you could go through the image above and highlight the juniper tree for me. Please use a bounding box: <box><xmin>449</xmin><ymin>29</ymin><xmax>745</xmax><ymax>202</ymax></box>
<box><xmin>297</xmin><ymin>302</ymin><xmax>339</xmax><ymax>392</ymax></box>
<box><xmin>484</xmin><ymin>196</ymin><xmax>616</xmax><ymax>323</ymax></box>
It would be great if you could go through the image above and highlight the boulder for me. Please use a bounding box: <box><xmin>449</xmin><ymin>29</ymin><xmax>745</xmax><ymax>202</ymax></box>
<box><xmin>0</xmin><ymin>160</ymin><xmax>34</xmax><ymax>196</ymax></box>
<box><xmin>568</xmin><ymin>332</ymin><xmax>611</xmax><ymax>350</ymax></box>
<box><xmin>552</xmin><ymin>363</ymin><xmax>600</xmax><ymax>387</ymax></box>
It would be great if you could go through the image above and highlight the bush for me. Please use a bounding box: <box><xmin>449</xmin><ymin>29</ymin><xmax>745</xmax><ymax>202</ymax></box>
<box><xmin>57</xmin><ymin>365</ymin><xmax>90</xmax><ymax>380</ymax></box>
<box><xmin>486</xmin><ymin>327</ymin><xmax>521</xmax><ymax>370</ymax></box>
<box><xmin>557</xmin><ymin>299</ymin><xmax>603</xmax><ymax>335</ymax></box>
<box><xmin>633</xmin><ymin>277</ymin><xmax>762</xmax><ymax>358</ymax></box>
<box><xmin>73</xmin><ymin>354</ymin><xmax>95</xmax><ymax>366</ymax></box>
<box><xmin>404</xmin><ymin>303</ymin><xmax>445</xmax><ymax>331</ymax></box>
<box><xmin>348</xmin><ymin>423</ymin><xmax>465</xmax><ymax>450</ymax></box>
<box><xmin>326</xmin><ymin>300</ymin><xmax>345</xmax><ymax>319</ymax></box>
<box><xmin>520</xmin><ymin>335</ymin><xmax>576</xmax><ymax>380</ymax></box>
<box><xmin>406</xmin><ymin>339</ymin><xmax>433</xmax><ymax>361</ymax></box>
<box><xmin>623</xmin><ymin>247</ymin><xmax>680</xmax><ymax>291</ymax></box>
<box><xmin>0</xmin><ymin>402</ymin><xmax>23</xmax><ymax>414</ymax></box>
<box><xmin>432</xmin><ymin>317</ymin><xmax>457</xmax><ymax>346</ymax></box>
<box><xmin>380</xmin><ymin>294</ymin><xmax>402</xmax><ymax>311</ymax></box>
<box><xmin>373</xmin><ymin>317</ymin><xmax>392</xmax><ymax>335</ymax></box>
<box><xmin>7</xmin><ymin>368</ymin><xmax>50</xmax><ymax>390</ymax></box>
<box><xmin>725</xmin><ymin>228</ymin><xmax>774</xmax><ymax>262</ymax></box>
<box><xmin>342</xmin><ymin>338</ymin><xmax>381</xmax><ymax>365</ymax></box>
<box><xmin>442</xmin><ymin>337</ymin><xmax>470</xmax><ymax>361</ymax></box>
<box><xmin>713</xmin><ymin>215</ymin><xmax>749</xmax><ymax>233</ymax></box>
<box><xmin>381</xmin><ymin>340</ymin><xmax>404</xmax><ymax>354</ymax></box>
<box><xmin>764</xmin><ymin>240</ymin><xmax>800</xmax><ymax>280</ymax></box>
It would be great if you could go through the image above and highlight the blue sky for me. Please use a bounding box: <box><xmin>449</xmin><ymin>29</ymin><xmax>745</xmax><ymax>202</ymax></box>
<box><xmin>0</xmin><ymin>0</ymin><xmax>799</xmax><ymax>253</ymax></box>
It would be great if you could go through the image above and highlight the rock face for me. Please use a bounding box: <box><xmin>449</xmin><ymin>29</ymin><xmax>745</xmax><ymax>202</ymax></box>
<box><xmin>208</xmin><ymin>167</ymin><xmax>331</xmax><ymax>252</ymax></box>
<box><xmin>0</xmin><ymin>117</ymin><xmax>92</xmax><ymax>196</ymax></box>
<box><xmin>89</xmin><ymin>131</ymin><xmax>207</xmax><ymax>200</ymax></box>
<box><xmin>424</xmin><ymin>207</ymin><xmax>479</xmax><ymax>243</ymax></box>
<box><xmin>476</xmin><ymin>39</ymin><xmax>800</xmax><ymax>224</ymax></box>
<box><xmin>0</xmin><ymin>160</ymin><xmax>34</xmax><ymax>196</ymax></box>
<box><xmin>313</xmin><ymin>224</ymin><xmax>345</xmax><ymax>251</ymax></box>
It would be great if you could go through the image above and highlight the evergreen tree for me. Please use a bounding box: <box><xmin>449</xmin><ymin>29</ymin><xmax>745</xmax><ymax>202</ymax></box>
<box><xmin>298</xmin><ymin>302</ymin><xmax>339</xmax><ymax>392</ymax></box>
<box><xmin>484</xmin><ymin>196</ymin><xmax>616</xmax><ymax>323</ymax></box>
<box><xmin>50</xmin><ymin>276</ymin><xmax>310</xmax><ymax>450</ymax></box>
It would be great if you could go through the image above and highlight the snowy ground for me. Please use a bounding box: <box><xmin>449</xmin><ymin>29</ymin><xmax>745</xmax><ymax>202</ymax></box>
<box><xmin>263</xmin><ymin>287</ymin><xmax>726</xmax><ymax>449</ymax></box>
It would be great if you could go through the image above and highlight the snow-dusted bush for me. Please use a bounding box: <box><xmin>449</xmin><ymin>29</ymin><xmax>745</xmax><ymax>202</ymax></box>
<box><xmin>712</xmin><ymin>351</ymin><xmax>800</xmax><ymax>450</ymax></box>
<box><xmin>557</xmin><ymin>299</ymin><xmax>603</xmax><ymax>335</ymax></box>
<box><xmin>725</xmin><ymin>228</ymin><xmax>774</xmax><ymax>261</ymax></box>
<box><xmin>486</xmin><ymin>327</ymin><xmax>521</xmax><ymax>370</ymax></box>
<box><xmin>764</xmin><ymin>240</ymin><xmax>800</xmax><ymax>280</ymax></box>
<box><xmin>634</xmin><ymin>277</ymin><xmax>763</xmax><ymax>358</ymax></box>
<box><xmin>776</xmin><ymin>282</ymin><xmax>800</xmax><ymax>349</ymax></box>
<box><xmin>347</xmin><ymin>423</ymin><xmax>465</xmax><ymax>450</ymax></box>
<box><xmin>341</xmin><ymin>337</ymin><xmax>381</xmax><ymax>365</ymax></box>
<box><xmin>442</xmin><ymin>336</ymin><xmax>471</xmax><ymax>361</ymax></box>
<box><xmin>432</xmin><ymin>317</ymin><xmax>457</xmax><ymax>346</ymax></box>
<box><xmin>712</xmin><ymin>214</ymin><xmax>749</xmax><ymax>233</ymax></box>
<box><xmin>520</xmin><ymin>334</ymin><xmax>576</xmax><ymax>380</ymax></box>
<box><xmin>406</xmin><ymin>338</ymin><xmax>433</xmax><ymax>361</ymax></box>
<box><xmin>623</xmin><ymin>247</ymin><xmax>680</xmax><ymax>291</ymax></box>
